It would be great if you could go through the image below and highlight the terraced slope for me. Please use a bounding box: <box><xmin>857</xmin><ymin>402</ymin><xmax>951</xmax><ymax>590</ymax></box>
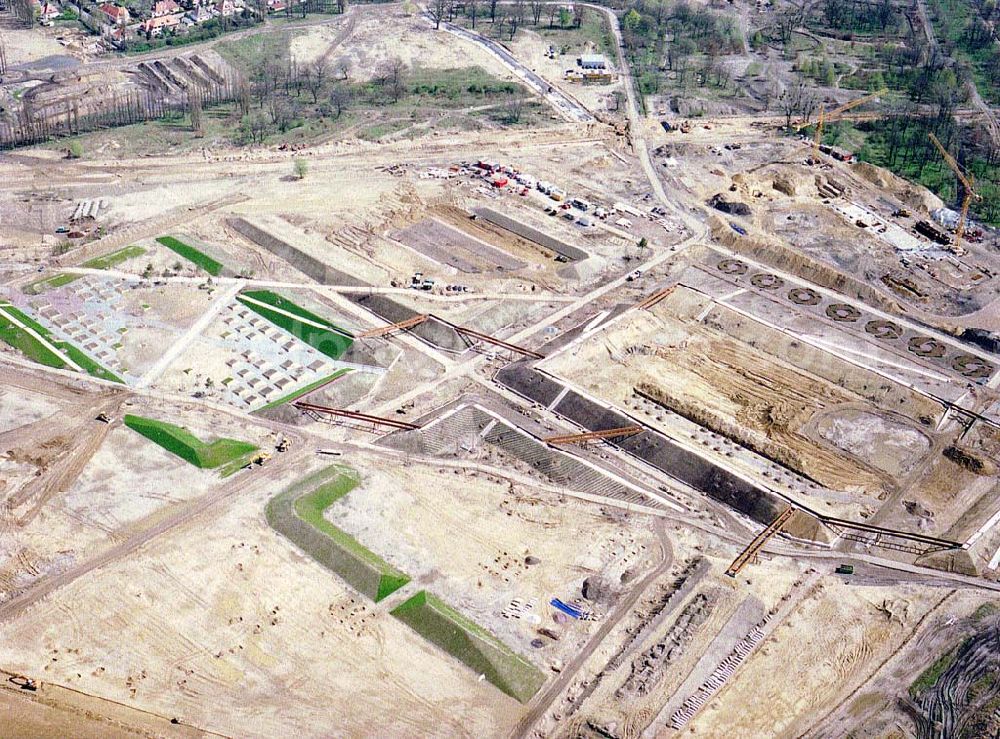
<box><xmin>391</xmin><ymin>591</ymin><xmax>546</xmax><ymax>703</ymax></box>
<box><xmin>265</xmin><ymin>466</ymin><xmax>410</xmax><ymax>602</ymax></box>
<box><xmin>123</xmin><ymin>414</ymin><xmax>258</xmax><ymax>473</ymax></box>
<box><xmin>236</xmin><ymin>290</ymin><xmax>354</xmax><ymax>360</ymax></box>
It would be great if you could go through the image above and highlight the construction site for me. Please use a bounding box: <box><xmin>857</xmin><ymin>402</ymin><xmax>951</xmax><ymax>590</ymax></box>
<box><xmin>1</xmin><ymin>1</ymin><xmax>1000</xmax><ymax>737</ymax></box>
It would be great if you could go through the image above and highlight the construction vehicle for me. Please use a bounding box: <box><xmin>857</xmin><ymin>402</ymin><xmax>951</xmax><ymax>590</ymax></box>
<box><xmin>928</xmin><ymin>132</ymin><xmax>982</xmax><ymax>254</ymax></box>
<box><xmin>796</xmin><ymin>89</ymin><xmax>886</xmax><ymax>164</ymax></box>
<box><xmin>275</xmin><ymin>437</ymin><xmax>289</xmax><ymax>453</ymax></box>
<box><xmin>244</xmin><ymin>452</ymin><xmax>271</xmax><ymax>469</ymax></box>
<box><xmin>10</xmin><ymin>675</ymin><xmax>37</xmax><ymax>691</ymax></box>
<box><xmin>95</xmin><ymin>413</ymin><xmax>111</xmax><ymax>424</ymax></box>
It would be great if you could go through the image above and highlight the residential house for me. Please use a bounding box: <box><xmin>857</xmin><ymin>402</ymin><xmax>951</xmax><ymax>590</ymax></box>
<box><xmin>98</xmin><ymin>3</ymin><xmax>131</xmax><ymax>25</ymax></box>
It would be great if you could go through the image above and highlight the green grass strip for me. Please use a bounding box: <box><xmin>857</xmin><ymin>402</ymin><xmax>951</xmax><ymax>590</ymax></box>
<box><xmin>24</xmin><ymin>272</ymin><xmax>81</xmax><ymax>293</ymax></box>
<box><xmin>81</xmin><ymin>245</ymin><xmax>147</xmax><ymax>270</ymax></box>
<box><xmin>0</xmin><ymin>309</ymin><xmax>68</xmax><ymax>368</ymax></box>
<box><xmin>391</xmin><ymin>590</ymin><xmax>545</xmax><ymax>702</ymax></box>
<box><xmin>124</xmin><ymin>414</ymin><xmax>258</xmax><ymax>469</ymax></box>
<box><xmin>910</xmin><ymin>638</ymin><xmax>969</xmax><ymax>698</ymax></box>
<box><xmin>254</xmin><ymin>368</ymin><xmax>351</xmax><ymax>413</ymax></box>
<box><xmin>0</xmin><ymin>305</ymin><xmax>123</xmax><ymax>382</ymax></box>
<box><xmin>237</xmin><ymin>290</ymin><xmax>354</xmax><ymax>360</ymax></box>
<box><xmin>293</xmin><ymin>475</ymin><xmax>410</xmax><ymax>601</ymax></box>
<box><xmin>265</xmin><ymin>466</ymin><xmax>411</xmax><ymax>602</ymax></box>
<box><xmin>156</xmin><ymin>235</ymin><xmax>224</xmax><ymax>276</ymax></box>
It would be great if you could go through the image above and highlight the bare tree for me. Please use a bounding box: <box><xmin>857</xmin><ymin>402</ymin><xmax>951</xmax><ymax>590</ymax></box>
<box><xmin>429</xmin><ymin>0</ymin><xmax>448</xmax><ymax>28</ymax></box>
<box><xmin>508</xmin><ymin>0</ymin><xmax>526</xmax><ymax>39</ymax></box>
<box><xmin>779</xmin><ymin>81</ymin><xmax>816</xmax><ymax>128</ymax></box>
<box><xmin>329</xmin><ymin>83</ymin><xmax>352</xmax><ymax>118</ymax></box>
<box><xmin>467</xmin><ymin>0</ymin><xmax>479</xmax><ymax>28</ymax></box>
<box><xmin>190</xmin><ymin>89</ymin><xmax>204</xmax><ymax>136</ymax></box>
<box><xmin>334</xmin><ymin>55</ymin><xmax>353</xmax><ymax>81</ymax></box>
<box><xmin>775</xmin><ymin>6</ymin><xmax>804</xmax><ymax>47</ymax></box>
<box><xmin>503</xmin><ymin>91</ymin><xmax>525</xmax><ymax>123</ymax></box>
<box><xmin>375</xmin><ymin>57</ymin><xmax>408</xmax><ymax>103</ymax></box>
<box><xmin>305</xmin><ymin>59</ymin><xmax>329</xmax><ymax>103</ymax></box>
<box><xmin>529</xmin><ymin>0</ymin><xmax>543</xmax><ymax>25</ymax></box>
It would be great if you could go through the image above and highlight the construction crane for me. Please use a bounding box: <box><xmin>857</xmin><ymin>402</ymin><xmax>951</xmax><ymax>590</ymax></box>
<box><xmin>797</xmin><ymin>90</ymin><xmax>885</xmax><ymax>163</ymax></box>
<box><xmin>928</xmin><ymin>132</ymin><xmax>982</xmax><ymax>253</ymax></box>
<box><xmin>725</xmin><ymin>507</ymin><xmax>794</xmax><ymax>578</ymax></box>
<box><xmin>544</xmin><ymin>426</ymin><xmax>643</xmax><ymax>445</ymax></box>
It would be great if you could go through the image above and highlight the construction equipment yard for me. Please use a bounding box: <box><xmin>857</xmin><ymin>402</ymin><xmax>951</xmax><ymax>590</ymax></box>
<box><xmin>1</xmin><ymin>2</ymin><xmax>1000</xmax><ymax>737</ymax></box>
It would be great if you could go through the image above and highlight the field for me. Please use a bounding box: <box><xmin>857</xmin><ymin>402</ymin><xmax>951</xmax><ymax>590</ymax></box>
<box><xmin>156</xmin><ymin>235</ymin><xmax>225</xmax><ymax>276</ymax></box>
<box><xmin>391</xmin><ymin>590</ymin><xmax>545</xmax><ymax>703</ymax></box>
<box><xmin>0</xmin><ymin>303</ymin><xmax>123</xmax><ymax>383</ymax></box>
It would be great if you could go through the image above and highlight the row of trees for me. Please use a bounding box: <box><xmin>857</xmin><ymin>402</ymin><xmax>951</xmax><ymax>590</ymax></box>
<box><xmin>7</xmin><ymin>0</ymin><xmax>35</xmax><ymax>26</ymax></box>
<box><xmin>812</xmin><ymin>0</ymin><xmax>902</xmax><ymax>37</ymax></box>
<box><xmin>429</xmin><ymin>0</ymin><xmax>585</xmax><ymax>40</ymax></box>
<box><xmin>0</xmin><ymin>69</ymin><xmax>241</xmax><ymax>149</ymax></box>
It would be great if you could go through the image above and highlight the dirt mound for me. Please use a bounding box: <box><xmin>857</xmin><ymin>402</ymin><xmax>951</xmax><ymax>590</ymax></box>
<box><xmin>853</xmin><ymin>162</ymin><xmax>943</xmax><ymax>212</ymax></box>
<box><xmin>943</xmin><ymin>445</ymin><xmax>997</xmax><ymax>476</ymax></box>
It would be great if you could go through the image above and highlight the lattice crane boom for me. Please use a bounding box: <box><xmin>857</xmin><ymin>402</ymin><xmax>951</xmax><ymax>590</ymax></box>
<box><xmin>928</xmin><ymin>132</ymin><xmax>982</xmax><ymax>252</ymax></box>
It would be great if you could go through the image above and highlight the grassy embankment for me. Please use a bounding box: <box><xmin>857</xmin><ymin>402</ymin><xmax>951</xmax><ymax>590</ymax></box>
<box><xmin>123</xmin><ymin>413</ymin><xmax>259</xmax><ymax>475</ymax></box>
<box><xmin>0</xmin><ymin>303</ymin><xmax>124</xmax><ymax>383</ymax></box>
<box><xmin>236</xmin><ymin>290</ymin><xmax>354</xmax><ymax>360</ymax></box>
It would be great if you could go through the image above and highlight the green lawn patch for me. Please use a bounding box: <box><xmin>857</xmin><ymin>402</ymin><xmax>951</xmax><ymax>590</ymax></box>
<box><xmin>236</xmin><ymin>290</ymin><xmax>354</xmax><ymax>360</ymax></box>
<box><xmin>254</xmin><ymin>368</ymin><xmax>351</xmax><ymax>413</ymax></box>
<box><xmin>124</xmin><ymin>414</ymin><xmax>259</xmax><ymax>470</ymax></box>
<box><xmin>0</xmin><ymin>304</ymin><xmax>123</xmax><ymax>382</ymax></box>
<box><xmin>391</xmin><ymin>591</ymin><xmax>545</xmax><ymax>702</ymax></box>
<box><xmin>265</xmin><ymin>466</ymin><xmax>411</xmax><ymax>602</ymax></box>
<box><xmin>25</xmin><ymin>272</ymin><xmax>82</xmax><ymax>293</ymax></box>
<box><xmin>156</xmin><ymin>235</ymin><xmax>224</xmax><ymax>276</ymax></box>
<box><xmin>81</xmin><ymin>245</ymin><xmax>147</xmax><ymax>270</ymax></box>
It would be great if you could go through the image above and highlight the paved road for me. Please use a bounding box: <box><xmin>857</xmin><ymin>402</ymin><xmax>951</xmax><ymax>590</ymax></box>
<box><xmin>433</xmin><ymin>15</ymin><xmax>595</xmax><ymax>123</ymax></box>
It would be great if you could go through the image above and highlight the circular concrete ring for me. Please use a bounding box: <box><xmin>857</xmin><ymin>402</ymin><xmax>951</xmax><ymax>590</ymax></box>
<box><xmin>865</xmin><ymin>320</ymin><xmax>903</xmax><ymax>340</ymax></box>
<box><xmin>951</xmin><ymin>354</ymin><xmax>994</xmax><ymax>378</ymax></box>
<box><xmin>787</xmin><ymin>287</ymin><xmax>822</xmax><ymax>305</ymax></box>
<box><xmin>750</xmin><ymin>273</ymin><xmax>784</xmax><ymax>290</ymax></box>
<box><xmin>908</xmin><ymin>336</ymin><xmax>947</xmax><ymax>358</ymax></box>
<box><xmin>717</xmin><ymin>259</ymin><xmax>749</xmax><ymax>276</ymax></box>
<box><xmin>825</xmin><ymin>303</ymin><xmax>862</xmax><ymax>322</ymax></box>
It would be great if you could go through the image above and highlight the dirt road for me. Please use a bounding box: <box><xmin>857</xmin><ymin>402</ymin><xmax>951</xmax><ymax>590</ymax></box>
<box><xmin>0</xmin><ymin>446</ymin><xmax>311</xmax><ymax>623</ymax></box>
<box><xmin>509</xmin><ymin>521</ymin><xmax>673</xmax><ymax>738</ymax></box>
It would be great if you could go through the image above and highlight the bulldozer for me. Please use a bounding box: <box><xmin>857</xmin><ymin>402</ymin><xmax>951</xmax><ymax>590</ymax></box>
<box><xmin>243</xmin><ymin>452</ymin><xmax>271</xmax><ymax>469</ymax></box>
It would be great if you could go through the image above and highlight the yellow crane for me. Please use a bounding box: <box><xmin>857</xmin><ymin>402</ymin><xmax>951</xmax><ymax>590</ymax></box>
<box><xmin>928</xmin><ymin>132</ymin><xmax>982</xmax><ymax>253</ymax></box>
<box><xmin>796</xmin><ymin>89</ymin><xmax>886</xmax><ymax>163</ymax></box>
